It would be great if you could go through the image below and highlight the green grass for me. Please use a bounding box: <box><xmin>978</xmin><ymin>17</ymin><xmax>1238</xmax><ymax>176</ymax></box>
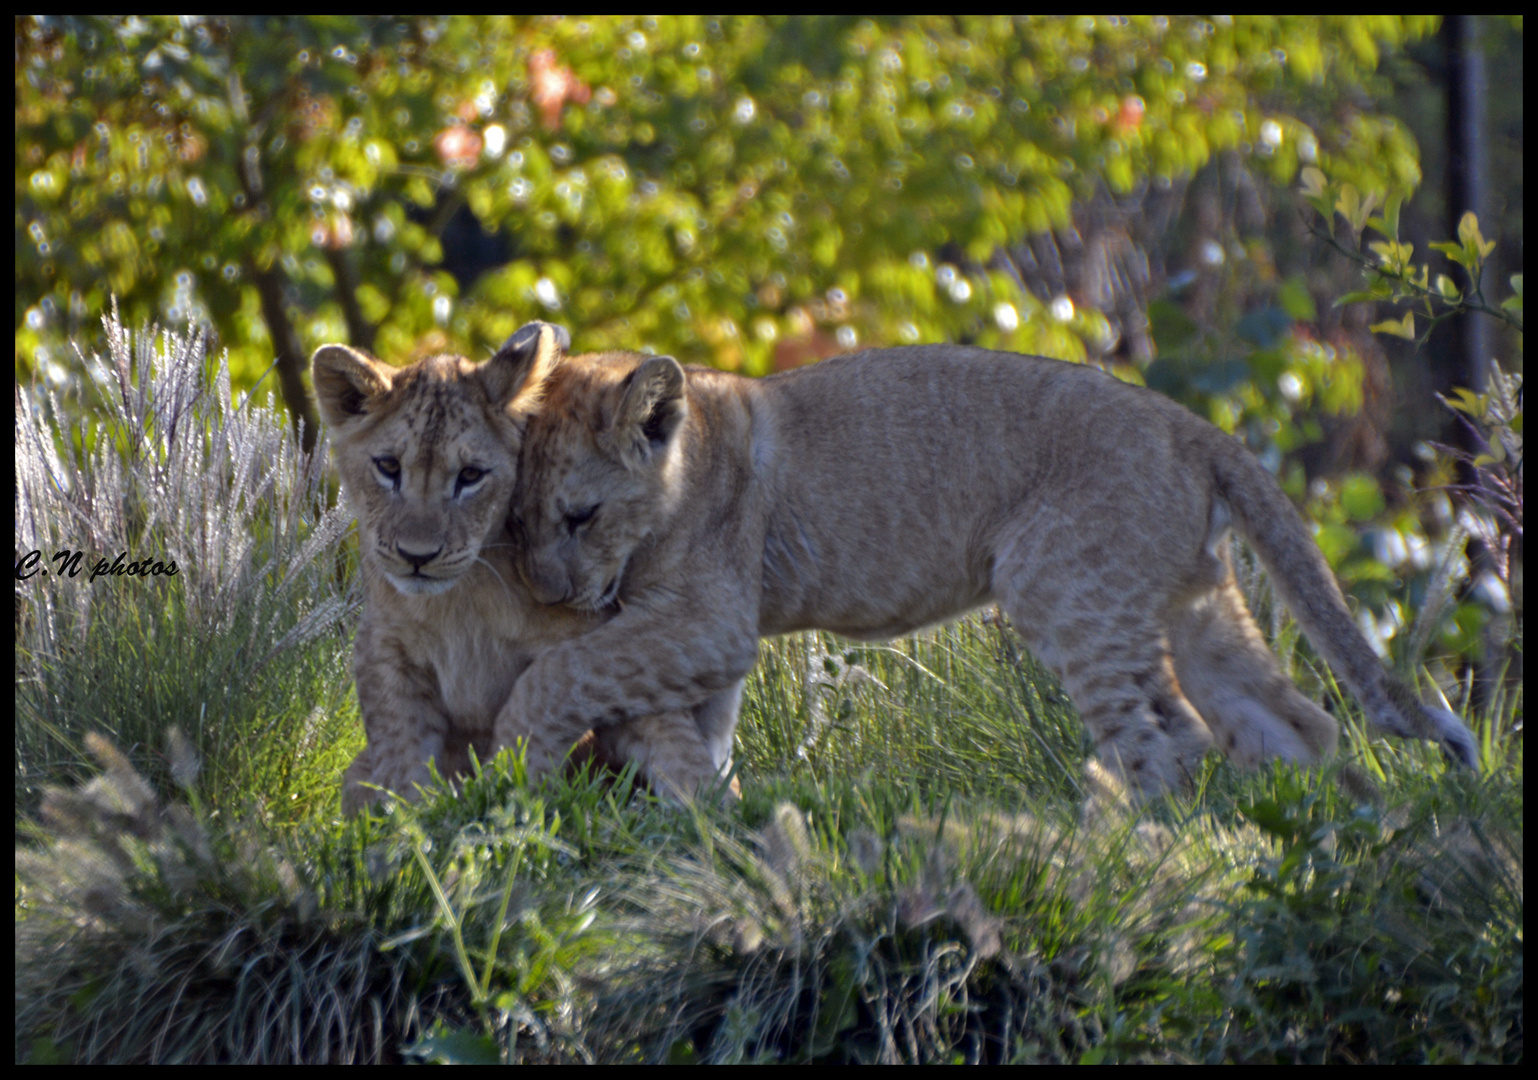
<box><xmin>15</xmin><ymin>317</ymin><xmax>1523</xmax><ymax>1062</ymax></box>
<box><xmin>15</xmin><ymin>314</ymin><xmax>362</xmax><ymax>826</ymax></box>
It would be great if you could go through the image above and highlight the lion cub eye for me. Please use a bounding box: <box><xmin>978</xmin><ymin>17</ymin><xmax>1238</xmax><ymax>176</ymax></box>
<box><xmin>453</xmin><ymin>465</ymin><xmax>488</xmax><ymax>497</ymax></box>
<box><xmin>373</xmin><ymin>456</ymin><xmax>401</xmax><ymax>486</ymax></box>
<box><xmin>565</xmin><ymin>504</ymin><xmax>599</xmax><ymax>534</ymax></box>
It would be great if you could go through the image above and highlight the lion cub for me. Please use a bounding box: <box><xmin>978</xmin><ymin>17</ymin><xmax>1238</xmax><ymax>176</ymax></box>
<box><xmin>311</xmin><ymin>324</ymin><xmax>732</xmax><ymax>813</ymax></box>
<box><xmin>501</xmin><ymin>340</ymin><xmax>1478</xmax><ymax>795</ymax></box>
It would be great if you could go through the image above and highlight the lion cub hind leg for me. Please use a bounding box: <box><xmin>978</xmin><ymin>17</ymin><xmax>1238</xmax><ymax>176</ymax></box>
<box><xmin>1001</xmin><ymin>595</ymin><xmax>1216</xmax><ymax>796</ymax></box>
<box><xmin>993</xmin><ymin>524</ymin><xmax>1217</xmax><ymax>795</ymax></box>
<box><xmin>1169</xmin><ymin>574</ymin><xmax>1339</xmax><ymax>767</ymax></box>
<box><xmin>1066</xmin><ymin>641</ymin><xmax>1216</xmax><ymax>797</ymax></box>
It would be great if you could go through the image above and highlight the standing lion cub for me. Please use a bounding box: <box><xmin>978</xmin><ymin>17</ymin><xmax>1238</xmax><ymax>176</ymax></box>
<box><xmin>500</xmin><ymin>337</ymin><xmax>1477</xmax><ymax>795</ymax></box>
<box><xmin>311</xmin><ymin>324</ymin><xmax>735</xmax><ymax>814</ymax></box>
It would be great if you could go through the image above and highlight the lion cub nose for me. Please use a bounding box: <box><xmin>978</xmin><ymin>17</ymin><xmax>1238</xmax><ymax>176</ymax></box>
<box><xmin>527</xmin><ymin>579</ymin><xmax>572</xmax><ymax>606</ymax></box>
<box><xmin>396</xmin><ymin>541</ymin><xmax>444</xmax><ymax>569</ymax></box>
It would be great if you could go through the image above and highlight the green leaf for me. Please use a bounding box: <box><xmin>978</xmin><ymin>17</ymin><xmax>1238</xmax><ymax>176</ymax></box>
<box><xmin>24</xmin><ymin>1037</ymin><xmax>73</xmax><ymax>1065</ymax></box>
<box><xmin>1368</xmin><ymin>239</ymin><xmax>1414</xmax><ymax>273</ymax></box>
<box><xmin>1456</xmin><ymin>211</ymin><xmax>1497</xmax><ymax>260</ymax></box>
<box><xmin>812</xmin><ymin>953</ymin><xmax>863</xmax><ymax>1055</ymax></box>
<box><xmin>1335</xmin><ymin>184</ymin><xmax>1361</xmax><ymax>231</ymax></box>
<box><xmin>1441</xmin><ymin>387</ymin><xmax>1486</xmax><ymax>418</ymax></box>
<box><xmin>1342</xmin><ymin>556</ymin><xmax>1398</xmax><ymax>583</ymax></box>
<box><xmin>1366</xmin><ymin>193</ymin><xmax>1402</xmax><ymax>241</ymax></box>
<box><xmin>1299</xmin><ymin>165</ymin><xmax>1329</xmax><ymax>199</ymax></box>
<box><xmin>1369</xmin><ymin>312</ymin><xmax>1415</xmax><ymax>339</ymax></box>
<box><xmin>1501</xmin><ymin>273</ymin><xmax>1523</xmax><ymax>317</ymax></box>
<box><xmin>1277</xmin><ymin>275</ymin><xmax>1318</xmax><ymax>322</ymax></box>
<box><xmin>1315</xmin><ymin>523</ymin><xmax>1361</xmax><ymax>568</ymax></box>
<box><xmin>1240</xmin><ymin>797</ymin><xmax>1302</xmax><ymax>842</ymax></box>
<box><xmin>668</xmin><ymin>1038</ymin><xmax>700</xmax><ymax>1064</ymax></box>
<box><xmin>1335</xmin><ymin>289</ymin><xmax>1388</xmax><ymax>307</ymax></box>
<box><xmin>1148</xmin><ymin>300</ymin><xmax>1199</xmax><ymax>350</ymax></box>
<box><xmin>404</xmin><ymin>1025</ymin><xmax>503</xmax><ymax>1065</ymax></box>
<box><xmin>1335</xmin><ymin>185</ymin><xmax>1379</xmax><ymax>235</ymax></box>
<box><xmin>1429</xmin><ymin>239</ymin><xmax>1472</xmax><ymax>271</ymax></box>
<box><xmin>1340</xmin><ymin>474</ymin><xmax>1385</xmax><ymax>521</ymax></box>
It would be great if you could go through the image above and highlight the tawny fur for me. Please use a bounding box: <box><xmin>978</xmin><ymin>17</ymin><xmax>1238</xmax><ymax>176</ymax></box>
<box><xmin>312</xmin><ymin>326</ymin><xmax>734</xmax><ymax>814</ymax></box>
<box><xmin>503</xmin><ymin>342</ymin><xmax>1478</xmax><ymax>796</ymax></box>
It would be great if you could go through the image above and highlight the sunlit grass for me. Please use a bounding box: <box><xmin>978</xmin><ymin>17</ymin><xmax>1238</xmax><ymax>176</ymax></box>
<box><xmin>15</xmin><ymin>311</ymin><xmax>360</xmax><ymax>823</ymax></box>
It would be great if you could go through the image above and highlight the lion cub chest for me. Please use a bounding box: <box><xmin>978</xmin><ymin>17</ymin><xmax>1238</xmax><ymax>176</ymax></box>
<box><xmin>422</xmin><ymin>610</ymin><xmax>530</xmax><ymax>730</ymax></box>
<box><xmin>367</xmin><ymin>562</ymin><xmax>594</xmax><ymax>736</ymax></box>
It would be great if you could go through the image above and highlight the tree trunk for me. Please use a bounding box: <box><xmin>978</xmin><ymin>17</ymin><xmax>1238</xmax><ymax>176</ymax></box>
<box><xmin>249</xmin><ymin>259</ymin><xmax>320</xmax><ymax>454</ymax></box>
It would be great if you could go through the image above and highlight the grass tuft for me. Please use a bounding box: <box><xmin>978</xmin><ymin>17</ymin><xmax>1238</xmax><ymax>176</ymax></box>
<box><xmin>16</xmin><ymin>307</ymin><xmax>359</xmax><ymax>821</ymax></box>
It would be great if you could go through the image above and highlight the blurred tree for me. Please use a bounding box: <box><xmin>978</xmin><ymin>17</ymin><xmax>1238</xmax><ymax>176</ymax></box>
<box><xmin>18</xmin><ymin>15</ymin><xmax>1441</xmax><ymax>443</ymax></box>
<box><xmin>16</xmin><ymin>15</ymin><xmax>1521</xmax><ymax>682</ymax></box>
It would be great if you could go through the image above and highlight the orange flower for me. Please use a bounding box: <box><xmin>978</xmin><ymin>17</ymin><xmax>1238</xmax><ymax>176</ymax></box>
<box><xmin>1114</xmin><ymin>95</ymin><xmax>1144</xmax><ymax>135</ymax></box>
<box><xmin>434</xmin><ymin>125</ymin><xmax>483</xmax><ymax>170</ymax></box>
<box><xmin>530</xmin><ymin>48</ymin><xmax>591</xmax><ymax>131</ymax></box>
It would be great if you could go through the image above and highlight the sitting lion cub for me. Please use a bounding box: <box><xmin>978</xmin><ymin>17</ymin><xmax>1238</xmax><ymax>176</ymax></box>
<box><xmin>311</xmin><ymin>323</ymin><xmax>735</xmax><ymax>814</ymax></box>
<box><xmin>500</xmin><ymin>338</ymin><xmax>1477</xmax><ymax>795</ymax></box>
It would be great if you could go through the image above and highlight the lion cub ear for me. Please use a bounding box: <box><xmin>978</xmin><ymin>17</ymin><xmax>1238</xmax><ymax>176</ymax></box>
<box><xmin>608</xmin><ymin>355</ymin><xmax>687</xmax><ymax>468</ymax></box>
<box><xmin>311</xmin><ymin>344</ymin><xmax>395</xmax><ymax>429</ymax></box>
<box><xmin>482</xmin><ymin>320</ymin><xmax>570</xmax><ymax>414</ymax></box>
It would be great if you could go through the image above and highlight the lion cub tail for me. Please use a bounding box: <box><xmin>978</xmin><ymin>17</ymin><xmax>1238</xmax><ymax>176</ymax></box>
<box><xmin>1206</xmin><ymin>432</ymin><xmax>1478</xmax><ymax>770</ymax></box>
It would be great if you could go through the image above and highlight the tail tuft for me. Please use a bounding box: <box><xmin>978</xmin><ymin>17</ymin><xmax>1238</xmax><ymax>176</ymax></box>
<box><xmin>1207</xmin><ymin>426</ymin><xmax>1481</xmax><ymax>772</ymax></box>
<box><xmin>1383</xmin><ymin>674</ymin><xmax>1479</xmax><ymax>770</ymax></box>
<box><xmin>1426</xmin><ymin>705</ymin><xmax>1479</xmax><ymax>769</ymax></box>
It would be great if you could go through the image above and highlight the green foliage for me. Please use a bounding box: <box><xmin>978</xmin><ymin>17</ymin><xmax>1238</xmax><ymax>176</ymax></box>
<box><xmin>16</xmin><ymin>731</ymin><xmax>409</xmax><ymax>1064</ymax></box>
<box><xmin>1292</xmin><ymin>165</ymin><xmax>1523</xmax><ymax>675</ymax></box>
<box><xmin>1300</xmin><ymin>165</ymin><xmax>1523</xmax><ymax>343</ymax></box>
<box><xmin>18</xmin><ymin>15</ymin><xmax>1439</xmax><ymax>393</ymax></box>
<box><xmin>1145</xmin><ymin>291</ymin><xmax>1368</xmax><ymax>455</ymax></box>
<box><xmin>1217</xmin><ymin>769</ymin><xmax>1523</xmax><ymax>1062</ymax></box>
<box><xmin>1133</xmin><ymin>152</ymin><xmax>1522</xmax><ymax>678</ymax></box>
<box><xmin>13</xmin><ymin>734</ymin><xmax>633</xmax><ymax>1063</ymax></box>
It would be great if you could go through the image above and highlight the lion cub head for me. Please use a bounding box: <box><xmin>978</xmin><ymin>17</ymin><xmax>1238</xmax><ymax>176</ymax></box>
<box><xmin>514</xmin><ymin>351</ymin><xmax>689</xmax><ymax>610</ymax></box>
<box><xmin>312</xmin><ymin>323</ymin><xmax>567</xmax><ymax>596</ymax></box>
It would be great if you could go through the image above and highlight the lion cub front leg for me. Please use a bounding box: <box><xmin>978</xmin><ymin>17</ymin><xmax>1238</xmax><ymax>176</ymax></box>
<box><xmin>343</xmin><ymin>645</ymin><xmax>466</xmax><ymax>815</ymax></box>
<box><xmin>342</xmin><ymin>730</ymin><xmax>447</xmax><ymax>815</ymax></box>
<box><xmin>494</xmin><ymin>609</ymin><xmax>759</xmax><ymax>790</ymax></box>
<box><xmin>587</xmin><ymin>710</ymin><xmax>739</xmax><ymax>801</ymax></box>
